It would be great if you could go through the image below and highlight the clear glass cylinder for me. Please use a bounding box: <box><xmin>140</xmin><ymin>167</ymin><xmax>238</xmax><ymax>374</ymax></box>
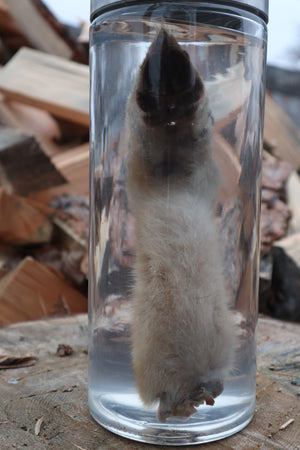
<box><xmin>89</xmin><ymin>2</ymin><xmax>267</xmax><ymax>445</ymax></box>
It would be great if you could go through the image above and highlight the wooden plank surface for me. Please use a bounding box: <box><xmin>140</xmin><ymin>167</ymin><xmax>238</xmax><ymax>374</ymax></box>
<box><xmin>0</xmin><ymin>315</ymin><xmax>299</xmax><ymax>449</ymax></box>
<box><xmin>0</xmin><ymin>47</ymin><xmax>89</xmax><ymax>126</ymax></box>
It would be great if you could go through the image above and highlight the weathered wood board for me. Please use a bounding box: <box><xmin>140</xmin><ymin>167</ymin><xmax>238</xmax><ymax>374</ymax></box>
<box><xmin>0</xmin><ymin>47</ymin><xmax>89</xmax><ymax>126</ymax></box>
<box><xmin>0</xmin><ymin>315</ymin><xmax>299</xmax><ymax>449</ymax></box>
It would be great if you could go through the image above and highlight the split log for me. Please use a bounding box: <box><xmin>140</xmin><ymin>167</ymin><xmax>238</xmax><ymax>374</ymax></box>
<box><xmin>262</xmin><ymin>158</ymin><xmax>293</xmax><ymax>198</ymax></box>
<box><xmin>0</xmin><ymin>126</ymin><xmax>66</xmax><ymax>195</ymax></box>
<box><xmin>260</xmin><ymin>159</ymin><xmax>292</xmax><ymax>256</ymax></box>
<box><xmin>0</xmin><ymin>244</ymin><xmax>22</xmax><ymax>280</ymax></box>
<box><xmin>286</xmin><ymin>171</ymin><xmax>300</xmax><ymax>234</ymax></box>
<box><xmin>3</xmin><ymin>0</ymin><xmax>88</xmax><ymax>63</ymax></box>
<box><xmin>260</xmin><ymin>201</ymin><xmax>291</xmax><ymax>257</ymax></box>
<box><xmin>52</xmin><ymin>216</ymin><xmax>87</xmax><ymax>252</ymax></box>
<box><xmin>0</xmin><ymin>97</ymin><xmax>88</xmax><ymax>157</ymax></box>
<box><xmin>51</xmin><ymin>143</ymin><xmax>89</xmax><ymax>196</ymax></box>
<box><xmin>78</xmin><ymin>20</ymin><xmax>89</xmax><ymax>45</ymax></box>
<box><xmin>0</xmin><ymin>188</ymin><xmax>53</xmax><ymax>246</ymax></box>
<box><xmin>0</xmin><ymin>47</ymin><xmax>89</xmax><ymax>126</ymax></box>
<box><xmin>0</xmin><ymin>256</ymin><xmax>87</xmax><ymax>325</ymax></box>
<box><xmin>29</xmin><ymin>143</ymin><xmax>89</xmax><ymax>204</ymax></box>
<box><xmin>40</xmin><ymin>193</ymin><xmax>90</xmax><ymax>253</ymax></box>
<box><xmin>0</xmin><ymin>1</ymin><xmax>30</xmax><ymax>63</ymax></box>
<box><xmin>264</xmin><ymin>92</ymin><xmax>300</xmax><ymax>170</ymax></box>
<box><xmin>0</xmin><ymin>97</ymin><xmax>61</xmax><ymax>156</ymax></box>
<box><xmin>50</xmin><ymin>117</ymin><xmax>89</xmax><ymax>147</ymax></box>
<box><xmin>0</xmin><ymin>1</ymin><xmax>27</xmax><ymax>39</ymax></box>
<box><xmin>50</xmin><ymin>195</ymin><xmax>89</xmax><ymax>254</ymax></box>
<box><xmin>32</xmin><ymin>246</ymin><xmax>86</xmax><ymax>288</ymax></box>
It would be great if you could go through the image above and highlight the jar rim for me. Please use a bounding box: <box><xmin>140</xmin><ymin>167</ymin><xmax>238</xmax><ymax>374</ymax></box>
<box><xmin>90</xmin><ymin>0</ymin><xmax>269</xmax><ymax>24</ymax></box>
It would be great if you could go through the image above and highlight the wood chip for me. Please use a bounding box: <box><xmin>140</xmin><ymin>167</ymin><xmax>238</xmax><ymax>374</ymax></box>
<box><xmin>0</xmin><ymin>355</ymin><xmax>37</xmax><ymax>369</ymax></box>
<box><xmin>34</xmin><ymin>416</ymin><xmax>43</xmax><ymax>436</ymax></box>
<box><xmin>71</xmin><ymin>444</ymin><xmax>88</xmax><ymax>450</ymax></box>
<box><xmin>62</xmin><ymin>385</ymin><xmax>76</xmax><ymax>392</ymax></box>
<box><xmin>279</xmin><ymin>418</ymin><xmax>294</xmax><ymax>430</ymax></box>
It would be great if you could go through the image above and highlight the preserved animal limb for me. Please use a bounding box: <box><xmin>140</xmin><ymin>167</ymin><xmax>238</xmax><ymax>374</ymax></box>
<box><xmin>125</xmin><ymin>29</ymin><xmax>237</xmax><ymax>422</ymax></box>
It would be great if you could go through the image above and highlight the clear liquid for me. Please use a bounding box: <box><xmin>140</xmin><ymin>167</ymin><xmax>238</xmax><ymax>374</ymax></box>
<box><xmin>89</xmin><ymin>7</ymin><xmax>266</xmax><ymax>445</ymax></box>
<box><xmin>89</xmin><ymin>327</ymin><xmax>256</xmax><ymax>445</ymax></box>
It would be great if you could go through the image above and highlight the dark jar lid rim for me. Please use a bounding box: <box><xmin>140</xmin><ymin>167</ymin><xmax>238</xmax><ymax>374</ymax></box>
<box><xmin>90</xmin><ymin>0</ymin><xmax>269</xmax><ymax>23</ymax></box>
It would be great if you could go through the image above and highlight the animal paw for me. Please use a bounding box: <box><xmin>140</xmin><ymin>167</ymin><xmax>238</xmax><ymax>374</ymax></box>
<box><xmin>157</xmin><ymin>380</ymin><xmax>223</xmax><ymax>422</ymax></box>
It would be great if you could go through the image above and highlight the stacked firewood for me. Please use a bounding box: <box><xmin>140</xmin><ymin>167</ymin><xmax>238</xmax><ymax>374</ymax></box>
<box><xmin>0</xmin><ymin>0</ymin><xmax>89</xmax><ymax>324</ymax></box>
<box><xmin>0</xmin><ymin>0</ymin><xmax>299</xmax><ymax>325</ymax></box>
<box><xmin>260</xmin><ymin>95</ymin><xmax>300</xmax><ymax>322</ymax></box>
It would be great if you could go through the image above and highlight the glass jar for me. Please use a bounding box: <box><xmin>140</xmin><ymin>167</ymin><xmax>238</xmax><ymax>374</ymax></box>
<box><xmin>89</xmin><ymin>0</ymin><xmax>268</xmax><ymax>445</ymax></box>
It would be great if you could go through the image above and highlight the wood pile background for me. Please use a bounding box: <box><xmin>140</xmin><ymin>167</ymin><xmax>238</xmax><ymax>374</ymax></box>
<box><xmin>0</xmin><ymin>0</ymin><xmax>300</xmax><ymax>325</ymax></box>
<box><xmin>0</xmin><ymin>0</ymin><xmax>89</xmax><ymax>324</ymax></box>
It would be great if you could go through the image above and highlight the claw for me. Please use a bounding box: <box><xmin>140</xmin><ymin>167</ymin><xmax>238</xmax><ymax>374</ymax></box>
<box><xmin>157</xmin><ymin>380</ymin><xmax>223</xmax><ymax>422</ymax></box>
<box><xmin>136</xmin><ymin>29</ymin><xmax>203</xmax><ymax>125</ymax></box>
